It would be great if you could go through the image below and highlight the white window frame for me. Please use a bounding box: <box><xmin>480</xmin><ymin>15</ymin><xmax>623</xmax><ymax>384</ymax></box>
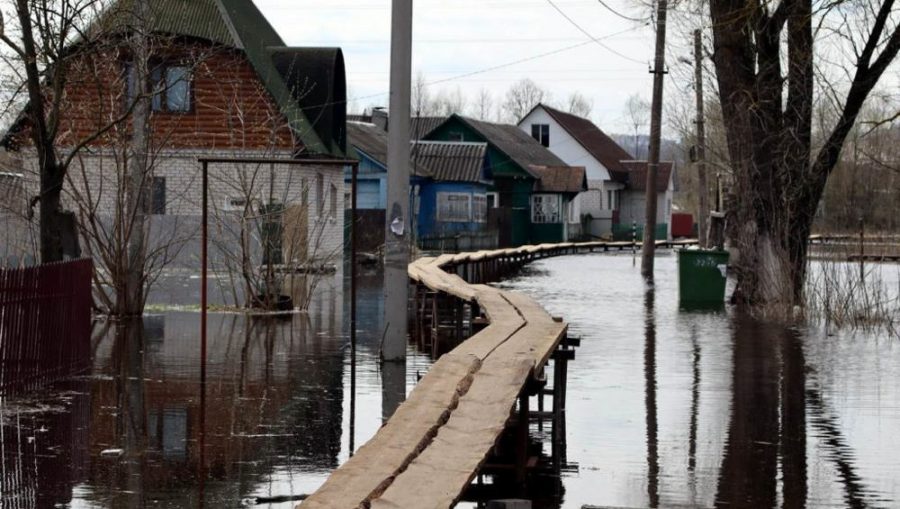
<box><xmin>437</xmin><ymin>192</ymin><xmax>472</xmax><ymax>222</ymax></box>
<box><xmin>486</xmin><ymin>192</ymin><xmax>499</xmax><ymax>208</ymax></box>
<box><xmin>531</xmin><ymin>193</ymin><xmax>561</xmax><ymax>224</ymax></box>
<box><xmin>472</xmin><ymin>194</ymin><xmax>488</xmax><ymax>223</ymax></box>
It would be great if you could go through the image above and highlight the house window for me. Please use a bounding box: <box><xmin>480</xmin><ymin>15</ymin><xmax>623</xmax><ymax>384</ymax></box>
<box><xmin>224</xmin><ymin>197</ymin><xmax>249</xmax><ymax>212</ymax></box>
<box><xmin>126</xmin><ymin>62</ymin><xmax>192</xmax><ymax>113</ymax></box>
<box><xmin>607</xmin><ymin>190</ymin><xmax>618</xmax><ymax>210</ymax></box>
<box><xmin>531</xmin><ymin>124</ymin><xmax>550</xmax><ymax>147</ymax></box>
<box><xmin>486</xmin><ymin>192</ymin><xmax>499</xmax><ymax>209</ymax></box>
<box><xmin>151</xmin><ymin>177</ymin><xmax>166</xmax><ymax>215</ymax></box>
<box><xmin>316</xmin><ymin>173</ymin><xmax>325</xmax><ymax>215</ymax></box>
<box><xmin>531</xmin><ymin>194</ymin><xmax>561</xmax><ymax>223</ymax></box>
<box><xmin>473</xmin><ymin>194</ymin><xmax>487</xmax><ymax>223</ymax></box>
<box><xmin>153</xmin><ymin>65</ymin><xmax>191</xmax><ymax>112</ymax></box>
<box><xmin>437</xmin><ymin>192</ymin><xmax>471</xmax><ymax>222</ymax></box>
<box><xmin>330</xmin><ymin>183</ymin><xmax>338</xmax><ymax>217</ymax></box>
<box><xmin>448</xmin><ymin>131</ymin><xmax>464</xmax><ymax>142</ymax></box>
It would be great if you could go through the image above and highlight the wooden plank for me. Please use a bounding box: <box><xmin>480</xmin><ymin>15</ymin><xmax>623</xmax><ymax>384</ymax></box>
<box><xmin>370</xmin><ymin>359</ymin><xmax>534</xmax><ymax>509</ymax></box>
<box><xmin>302</xmin><ymin>353</ymin><xmax>481</xmax><ymax>509</ymax></box>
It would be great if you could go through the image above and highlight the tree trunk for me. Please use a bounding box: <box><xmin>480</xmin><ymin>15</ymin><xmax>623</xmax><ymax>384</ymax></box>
<box><xmin>38</xmin><ymin>166</ymin><xmax>80</xmax><ymax>263</ymax></box>
<box><xmin>709</xmin><ymin>0</ymin><xmax>900</xmax><ymax>312</ymax></box>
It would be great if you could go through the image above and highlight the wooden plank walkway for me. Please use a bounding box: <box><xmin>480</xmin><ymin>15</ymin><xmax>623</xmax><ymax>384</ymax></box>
<box><xmin>302</xmin><ymin>240</ymin><xmax>691</xmax><ymax>509</ymax></box>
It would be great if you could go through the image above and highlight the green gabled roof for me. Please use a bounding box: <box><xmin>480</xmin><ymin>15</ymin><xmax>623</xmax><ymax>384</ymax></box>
<box><xmin>100</xmin><ymin>0</ymin><xmax>236</xmax><ymax>46</ymax></box>
<box><xmin>99</xmin><ymin>0</ymin><xmax>346</xmax><ymax>157</ymax></box>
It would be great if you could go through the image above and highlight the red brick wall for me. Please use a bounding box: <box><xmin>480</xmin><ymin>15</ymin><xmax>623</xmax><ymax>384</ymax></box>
<box><xmin>16</xmin><ymin>41</ymin><xmax>296</xmax><ymax>152</ymax></box>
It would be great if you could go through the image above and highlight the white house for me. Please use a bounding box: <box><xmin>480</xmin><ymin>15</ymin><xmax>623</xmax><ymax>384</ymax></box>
<box><xmin>517</xmin><ymin>104</ymin><xmax>675</xmax><ymax>239</ymax></box>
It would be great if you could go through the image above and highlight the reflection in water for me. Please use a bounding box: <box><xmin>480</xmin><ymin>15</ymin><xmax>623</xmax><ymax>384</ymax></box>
<box><xmin>381</xmin><ymin>360</ymin><xmax>406</xmax><ymax>423</ymax></box>
<box><xmin>2</xmin><ymin>256</ymin><xmax>898</xmax><ymax>508</ymax></box>
<box><xmin>643</xmin><ymin>288</ymin><xmax>659</xmax><ymax>509</ymax></box>
<box><xmin>1</xmin><ymin>275</ymin><xmax>348</xmax><ymax>507</ymax></box>
<box><xmin>715</xmin><ymin>316</ymin><xmax>791</xmax><ymax>508</ymax></box>
<box><xmin>687</xmin><ymin>324</ymin><xmax>701</xmax><ymax>503</ymax></box>
<box><xmin>502</xmin><ymin>254</ymin><xmax>900</xmax><ymax>508</ymax></box>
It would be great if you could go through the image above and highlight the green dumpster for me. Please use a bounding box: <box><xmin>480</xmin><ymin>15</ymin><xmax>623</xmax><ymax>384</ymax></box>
<box><xmin>678</xmin><ymin>249</ymin><xmax>730</xmax><ymax>305</ymax></box>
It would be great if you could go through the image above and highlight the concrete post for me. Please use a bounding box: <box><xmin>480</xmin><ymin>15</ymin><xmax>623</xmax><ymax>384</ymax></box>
<box><xmin>694</xmin><ymin>29</ymin><xmax>709</xmax><ymax>248</ymax></box>
<box><xmin>383</xmin><ymin>0</ymin><xmax>413</xmax><ymax>361</ymax></box>
<box><xmin>640</xmin><ymin>0</ymin><xmax>670</xmax><ymax>280</ymax></box>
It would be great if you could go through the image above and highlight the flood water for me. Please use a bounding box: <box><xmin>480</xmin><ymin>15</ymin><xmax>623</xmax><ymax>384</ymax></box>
<box><xmin>2</xmin><ymin>253</ymin><xmax>899</xmax><ymax>508</ymax></box>
<box><xmin>499</xmin><ymin>252</ymin><xmax>900</xmax><ymax>508</ymax></box>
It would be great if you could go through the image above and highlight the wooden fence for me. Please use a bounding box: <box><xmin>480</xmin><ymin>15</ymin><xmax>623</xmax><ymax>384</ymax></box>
<box><xmin>0</xmin><ymin>259</ymin><xmax>93</xmax><ymax>394</ymax></box>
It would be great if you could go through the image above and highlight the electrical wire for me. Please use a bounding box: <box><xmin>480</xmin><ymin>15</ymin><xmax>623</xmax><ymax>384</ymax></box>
<box><xmin>545</xmin><ymin>0</ymin><xmax>648</xmax><ymax>64</ymax></box>
<box><xmin>596</xmin><ymin>0</ymin><xmax>650</xmax><ymax>23</ymax></box>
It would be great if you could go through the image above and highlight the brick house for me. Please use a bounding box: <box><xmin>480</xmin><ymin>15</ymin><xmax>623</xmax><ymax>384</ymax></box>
<box><xmin>1</xmin><ymin>0</ymin><xmax>348</xmax><ymax>276</ymax></box>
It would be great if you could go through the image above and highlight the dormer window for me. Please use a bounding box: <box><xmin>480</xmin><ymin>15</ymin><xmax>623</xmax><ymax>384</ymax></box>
<box><xmin>531</xmin><ymin>124</ymin><xmax>549</xmax><ymax>147</ymax></box>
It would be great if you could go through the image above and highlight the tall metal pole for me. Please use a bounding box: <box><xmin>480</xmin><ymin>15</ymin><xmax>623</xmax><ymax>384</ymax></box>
<box><xmin>693</xmin><ymin>29</ymin><xmax>709</xmax><ymax>248</ymax></box>
<box><xmin>640</xmin><ymin>0</ymin><xmax>670</xmax><ymax>280</ymax></box>
<box><xmin>383</xmin><ymin>0</ymin><xmax>413</xmax><ymax>361</ymax></box>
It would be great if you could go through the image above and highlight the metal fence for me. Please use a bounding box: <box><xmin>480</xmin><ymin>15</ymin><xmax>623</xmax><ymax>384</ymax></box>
<box><xmin>0</xmin><ymin>259</ymin><xmax>93</xmax><ymax>394</ymax></box>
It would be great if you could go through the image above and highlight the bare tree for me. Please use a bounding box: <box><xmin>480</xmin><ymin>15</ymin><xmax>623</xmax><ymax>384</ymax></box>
<box><xmin>0</xmin><ymin>0</ymin><xmax>119</xmax><ymax>263</ymax></box>
<box><xmin>471</xmin><ymin>88</ymin><xmax>495</xmax><ymax>120</ymax></box>
<box><xmin>624</xmin><ymin>93</ymin><xmax>650</xmax><ymax>157</ymax></box>
<box><xmin>411</xmin><ymin>71</ymin><xmax>436</xmax><ymax>116</ymax></box>
<box><xmin>433</xmin><ymin>86</ymin><xmax>467</xmax><ymax>116</ymax></box>
<box><xmin>566</xmin><ymin>91</ymin><xmax>594</xmax><ymax>119</ymax></box>
<box><xmin>502</xmin><ymin>78</ymin><xmax>549</xmax><ymax>122</ymax></box>
<box><xmin>709</xmin><ymin>0</ymin><xmax>900</xmax><ymax>309</ymax></box>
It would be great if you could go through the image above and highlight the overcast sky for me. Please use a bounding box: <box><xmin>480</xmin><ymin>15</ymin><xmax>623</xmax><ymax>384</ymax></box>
<box><xmin>254</xmin><ymin>0</ymin><xmax>703</xmax><ymax>134</ymax></box>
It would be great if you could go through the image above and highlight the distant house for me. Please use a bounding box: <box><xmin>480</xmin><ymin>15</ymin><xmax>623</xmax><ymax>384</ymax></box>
<box><xmin>426</xmin><ymin>114</ymin><xmax>571</xmax><ymax>246</ymax></box>
<box><xmin>2</xmin><ymin>0</ymin><xmax>349</xmax><ymax>268</ymax></box>
<box><xmin>528</xmin><ymin>165</ymin><xmax>587</xmax><ymax>243</ymax></box>
<box><xmin>347</xmin><ymin>121</ymin><xmax>492</xmax><ymax>251</ymax></box>
<box><xmin>518</xmin><ymin>104</ymin><xmax>675</xmax><ymax>239</ymax></box>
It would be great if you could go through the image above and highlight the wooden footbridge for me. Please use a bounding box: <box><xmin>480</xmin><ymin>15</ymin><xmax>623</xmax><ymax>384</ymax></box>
<box><xmin>302</xmin><ymin>240</ymin><xmax>694</xmax><ymax>509</ymax></box>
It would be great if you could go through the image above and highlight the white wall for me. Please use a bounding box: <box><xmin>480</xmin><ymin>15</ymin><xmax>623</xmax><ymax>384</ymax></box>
<box><xmin>16</xmin><ymin>147</ymin><xmax>346</xmax><ymax>267</ymax></box>
<box><xmin>519</xmin><ymin>107</ymin><xmax>620</xmax><ymax>237</ymax></box>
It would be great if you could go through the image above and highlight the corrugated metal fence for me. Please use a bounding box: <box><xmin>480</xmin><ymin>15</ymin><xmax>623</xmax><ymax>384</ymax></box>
<box><xmin>0</xmin><ymin>259</ymin><xmax>93</xmax><ymax>393</ymax></box>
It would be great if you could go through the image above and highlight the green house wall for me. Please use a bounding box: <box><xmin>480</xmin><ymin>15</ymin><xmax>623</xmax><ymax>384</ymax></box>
<box><xmin>427</xmin><ymin>118</ymin><xmax>535</xmax><ymax>246</ymax></box>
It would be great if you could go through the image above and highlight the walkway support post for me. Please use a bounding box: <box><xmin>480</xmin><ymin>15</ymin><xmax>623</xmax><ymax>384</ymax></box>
<box><xmin>383</xmin><ymin>0</ymin><xmax>414</xmax><ymax>361</ymax></box>
<box><xmin>641</xmin><ymin>0</ymin><xmax>669</xmax><ymax>280</ymax></box>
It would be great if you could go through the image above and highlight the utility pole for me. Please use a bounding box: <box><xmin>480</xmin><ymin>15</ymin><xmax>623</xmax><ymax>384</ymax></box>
<box><xmin>640</xmin><ymin>0</ymin><xmax>670</xmax><ymax>280</ymax></box>
<box><xmin>383</xmin><ymin>0</ymin><xmax>413</xmax><ymax>361</ymax></box>
<box><xmin>693</xmin><ymin>29</ymin><xmax>709</xmax><ymax>248</ymax></box>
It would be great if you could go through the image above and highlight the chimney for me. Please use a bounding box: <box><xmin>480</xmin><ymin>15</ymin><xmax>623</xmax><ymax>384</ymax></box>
<box><xmin>372</xmin><ymin>107</ymin><xmax>389</xmax><ymax>131</ymax></box>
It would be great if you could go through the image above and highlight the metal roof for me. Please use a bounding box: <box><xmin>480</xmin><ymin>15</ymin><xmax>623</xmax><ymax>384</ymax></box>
<box><xmin>7</xmin><ymin>0</ymin><xmax>346</xmax><ymax>157</ymax></box>
<box><xmin>412</xmin><ymin>141</ymin><xmax>489</xmax><ymax>183</ymax></box>
<box><xmin>530</xmin><ymin>103</ymin><xmax>634</xmax><ymax>179</ymax></box>
<box><xmin>410</xmin><ymin>117</ymin><xmax>447</xmax><ymax>140</ymax></box>
<box><xmin>529</xmin><ymin>165</ymin><xmax>587</xmax><ymax>194</ymax></box>
<box><xmin>347</xmin><ymin>122</ymin><xmax>432</xmax><ymax>177</ymax></box>
<box><xmin>452</xmin><ymin>115</ymin><xmax>566</xmax><ymax>178</ymax></box>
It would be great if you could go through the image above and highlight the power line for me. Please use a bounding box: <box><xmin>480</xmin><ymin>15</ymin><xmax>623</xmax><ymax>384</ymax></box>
<box><xmin>596</xmin><ymin>0</ymin><xmax>650</xmax><ymax>23</ymax></box>
<box><xmin>425</xmin><ymin>24</ymin><xmax>644</xmax><ymax>87</ymax></box>
<box><xmin>545</xmin><ymin>0</ymin><xmax>648</xmax><ymax>64</ymax></box>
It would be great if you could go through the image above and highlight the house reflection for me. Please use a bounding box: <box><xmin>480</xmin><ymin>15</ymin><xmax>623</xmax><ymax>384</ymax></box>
<box><xmin>76</xmin><ymin>288</ymin><xmax>345</xmax><ymax>503</ymax></box>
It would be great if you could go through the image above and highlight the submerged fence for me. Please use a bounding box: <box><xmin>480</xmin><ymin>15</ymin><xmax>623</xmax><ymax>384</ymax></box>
<box><xmin>0</xmin><ymin>259</ymin><xmax>93</xmax><ymax>393</ymax></box>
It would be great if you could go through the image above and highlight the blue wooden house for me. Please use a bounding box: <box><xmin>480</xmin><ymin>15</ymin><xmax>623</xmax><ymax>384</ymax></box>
<box><xmin>346</xmin><ymin>122</ymin><xmax>492</xmax><ymax>250</ymax></box>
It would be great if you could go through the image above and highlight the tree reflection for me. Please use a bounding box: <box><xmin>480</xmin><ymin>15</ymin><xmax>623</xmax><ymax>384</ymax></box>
<box><xmin>715</xmin><ymin>315</ymin><xmax>806</xmax><ymax>508</ymax></box>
